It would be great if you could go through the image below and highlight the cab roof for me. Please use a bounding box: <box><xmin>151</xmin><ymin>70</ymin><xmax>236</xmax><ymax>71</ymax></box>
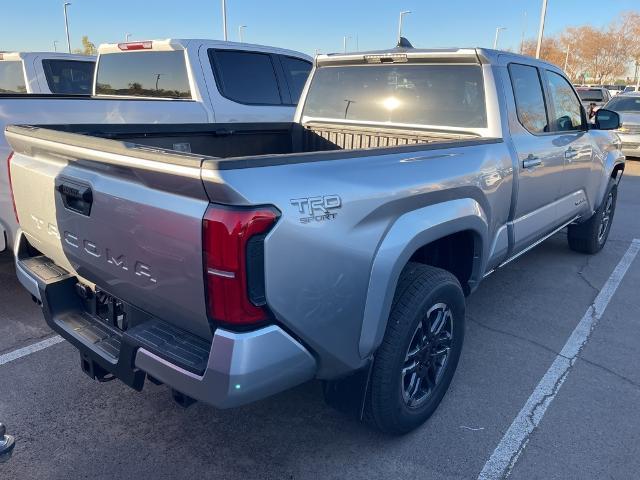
<box><xmin>97</xmin><ymin>38</ymin><xmax>312</xmax><ymax>61</ymax></box>
<box><xmin>0</xmin><ymin>52</ymin><xmax>95</xmax><ymax>62</ymax></box>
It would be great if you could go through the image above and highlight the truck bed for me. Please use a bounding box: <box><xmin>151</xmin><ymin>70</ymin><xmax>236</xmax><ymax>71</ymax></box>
<box><xmin>16</xmin><ymin>122</ymin><xmax>482</xmax><ymax>162</ymax></box>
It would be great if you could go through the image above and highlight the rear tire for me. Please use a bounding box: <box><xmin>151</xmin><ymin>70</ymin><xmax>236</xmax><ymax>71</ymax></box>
<box><xmin>365</xmin><ymin>263</ymin><xmax>465</xmax><ymax>434</ymax></box>
<box><xmin>567</xmin><ymin>179</ymin><xmax>617</xmax><ymax>254</ymax></box>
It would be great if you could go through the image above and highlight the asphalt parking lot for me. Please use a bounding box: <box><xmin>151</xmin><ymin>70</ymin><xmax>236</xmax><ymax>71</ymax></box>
<box><xmin>1</xmin><ymin>161</ymin><xmax>639</xmax><ymax>480</ymax></box>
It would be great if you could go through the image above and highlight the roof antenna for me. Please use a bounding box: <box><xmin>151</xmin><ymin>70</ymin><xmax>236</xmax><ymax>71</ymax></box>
<box><xmin>396</xmin><ymin>37</ymin><xmax>414</xmax><ymax>49</ymax></box>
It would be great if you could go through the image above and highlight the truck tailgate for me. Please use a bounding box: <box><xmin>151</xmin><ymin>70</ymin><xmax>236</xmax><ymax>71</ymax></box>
<box><xmin>6</xmin><ymin>125</ymin><xmax>213</xmax><ymax>340</ymax></box>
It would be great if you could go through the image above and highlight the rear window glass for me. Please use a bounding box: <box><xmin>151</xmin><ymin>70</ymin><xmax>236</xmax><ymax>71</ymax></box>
<box><xmin>42</xmin><ymin>59</ymin><xmax>95</xmax><ymax>94</ymax></box>
<box><xmin>0</xmin><ymin>61</ymin><xmax>27</xmax><ymax>93</ymax></box>
<box><xmin>605</xmin><ymin>96</ymin><xmax>640</xmax><ymax>112</ymax></box>
<box><xmin>95</xmin><ymin>51</ymin><xmax>191</xmax><ymax>99</ymax></box>
<box><xmin>209</xmin><ymin>50</ymin><xmax>282</xmax><ymax>105</ymax></box>
<box><xmin>577</xmin><ymin>89</ymin><xmax>603</xmax><ymax>102</ymax></box>
<box><xmin>280</xmin><ymin>56</ymin><xmax>312</xmax><ymax>103</ymax></box>
<box><xmin>302</xmin><ymin>64</ymin><xmax>487</xmax><ymax>128</ymax></box>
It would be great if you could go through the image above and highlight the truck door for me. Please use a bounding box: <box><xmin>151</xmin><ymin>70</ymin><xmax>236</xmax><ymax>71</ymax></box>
<box><xmin>507</xmin><ymin>63</ymin><xmax>566</xmax><ymax>253</ymax></box>
<box><xmin>541</xmin><ymin>69</ymin><xmax>594</xmax><ymax>223</ymax></box>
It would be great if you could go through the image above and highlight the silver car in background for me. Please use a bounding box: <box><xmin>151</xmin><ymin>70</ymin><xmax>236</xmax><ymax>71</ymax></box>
<box><xmin>604</xmin><ymin>92</ymin><xmax>640</xmax><ymax>158</ymax></box>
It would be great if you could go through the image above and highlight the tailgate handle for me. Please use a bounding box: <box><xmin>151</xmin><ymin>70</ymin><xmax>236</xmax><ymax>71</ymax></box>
<box><xmin>56</xmin><ymin>180</ymin><xmax>93</xmax><ymax>216</ymax></box>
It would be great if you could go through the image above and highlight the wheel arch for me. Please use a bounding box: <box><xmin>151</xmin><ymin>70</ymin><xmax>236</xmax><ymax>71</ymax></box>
<box><xmin>358</xmin><ymin>198</ymin><xmax>488</xmax><ymax>359</ymax></box>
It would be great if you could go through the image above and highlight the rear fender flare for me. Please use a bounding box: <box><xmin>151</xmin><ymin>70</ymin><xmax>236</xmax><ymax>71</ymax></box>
<box><xmin>358</xmin><ymin>198</ymin><xmax>488</xmax><ymax>359</ymax></box>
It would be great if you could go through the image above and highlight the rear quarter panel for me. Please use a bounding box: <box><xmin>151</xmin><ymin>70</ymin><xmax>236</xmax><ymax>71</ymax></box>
<box><xmin>208</xmin><ymin>141</ymin><xmax>514</xmax><ymax>377</ymax></box>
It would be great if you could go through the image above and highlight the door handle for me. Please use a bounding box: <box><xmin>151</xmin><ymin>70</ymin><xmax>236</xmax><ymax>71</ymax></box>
<box><xmin>564</xmin><ymin>147</ymin><xmax>578</xmax><ymax>161</ymax></box>
<box><xmin>522</xmin><ymin>155</ymin><xmax>542</xmax><ymax>169</ymax></box>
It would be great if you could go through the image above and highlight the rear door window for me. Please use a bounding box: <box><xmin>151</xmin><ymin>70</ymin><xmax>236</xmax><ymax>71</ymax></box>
<box><xmin>209</xmin><ymin>49</ymin><xmax>282</xmax><ymax>105</ymax></box>
<box><xmin>95</xmin><ymin>51</ymin><xmax>191</xmax><ymax>99</ymax></box>
<box><xmin>508</xmin><ymin>63</ymin><xmax>548</xmax><ymax>134</ymax></box>
<box><xmin>42</xmin><ymin>60</ymin><xmax>95</xmax><ymax>94</ymax></box>
<box><xmin>0</xmin><ymin>61</ymin><xmax>27</xmax><ymax>93</ymax></box>
<box><xmin>280</xmin><ymin>56</ymin><xmax>312</xmax><ymax>103</ymax></box>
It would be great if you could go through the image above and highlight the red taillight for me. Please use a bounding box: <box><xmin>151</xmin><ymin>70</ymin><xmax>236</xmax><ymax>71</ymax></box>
<box><xmin>6</xmin><ymin>152</ymin><xmax>18</xmax><ymax>223</ymax></box>
<box><xmin>203</xmin><ymin>205</ymin><xmax>278</xmax><ymax>326</ymax></box>
<box><xmin>117</xmin><ymin>41</ymin><xmax>152</xmax><ymax>51</ymax></box>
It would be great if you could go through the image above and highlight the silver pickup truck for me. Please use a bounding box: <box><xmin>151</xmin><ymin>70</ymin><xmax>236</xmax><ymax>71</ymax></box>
<box><xmin>6</xmin><ymin>47</ymin><xmax>624</xmax><ymax>434</ymax></box>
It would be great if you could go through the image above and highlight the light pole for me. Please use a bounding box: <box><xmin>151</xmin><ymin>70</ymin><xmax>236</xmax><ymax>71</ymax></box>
<box><xmin>343</xmin><ymin>35</ymin><xmax>352</xmax><ymax>53</ymax></box>
<box><xmin>125</xmin><ymin>33</ymin><xmax>132</xmax><ymax>42</ymax></box>
<box><xmin>221</xmin><ymin>0</ymin><xmax>228</xmax><ymax>41</ymax></box>
<box><xmin>398</xmin><ymin>10</ymin><xmax>411</xmax><ymax>44</ymax></box>
<box><xmin>53</xmin><ymin>40</ymin><xmax>58</xmax><ymax>52</ymax></box>
<box><xmin>535</xmin><ymin>0</ymin><xmax>548</xmax><ymax>59</ymax></box>
<box><xmin>238</xmin><ymin>25</ymin><xmax>246</xmax><ymax>42</ymax></box>
<box><xmin>493</xmin><ymin>27</ymin><xmax>506</xmax><ymax>49</ymax></box>
<box><xmin>63</xmin><ymin>2</ymin><xmax>72</xmax><ymax>53</ymax></box>
<box><xmin>520</xmin><ymin>11</ymin><xmax>527</xmax><ymax>54</ymax></box>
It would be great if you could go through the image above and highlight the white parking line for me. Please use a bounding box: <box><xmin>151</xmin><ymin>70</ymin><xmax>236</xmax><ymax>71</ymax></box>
<box><xmin>0</xmin><ymin>335</ymin><xmax>64</xmax><ymax>366</ymax></box>
<box><xmin>478</xmin><ymin>238</ymin><xmax>640</xmax><ymax>480</ymax></box>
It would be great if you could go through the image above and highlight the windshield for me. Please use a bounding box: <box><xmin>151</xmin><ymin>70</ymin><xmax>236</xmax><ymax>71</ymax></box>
<box><xmin>577</xmin><ymin>89</ymin><xmax>603</xmax><ymax>102</ymax></box>
<box><xmin>605</xmin><ymin>96</ymin><xmax>640</xmax><ymax>112</ymax></box>
<box><xmin>302</xmin><ymin>64</ymin><xmax>487</xmax><ymax>128</ymax></box>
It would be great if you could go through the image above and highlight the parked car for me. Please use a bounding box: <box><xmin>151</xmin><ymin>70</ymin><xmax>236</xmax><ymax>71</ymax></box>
<box><xmin>604</xmin><ymin>85</ymin><xmax>626</xmax><ymax>97</ymax></box>
<box><xmin>604</xmin><ymin>92</ymin><xmax>640</xmax><ymax>158</ymax></box>
<box><xmin>0</xmin><ymin>39</ymin><xmax>312</xmax><ymax>252</ymax></box>
<box><xmin>0</xmin><ymin>52</ymin><xmax>95</xmax><ymax>94</ymax></box>
<box><xmin>576</xmin><ymin>86</ymin><xmax>612</xmax><ymax>117</ymax></box>
<box><xmin>7</xmin><ymin>47</ymin><xmax>624</xmax><ymax>434</ymax></box>
<box><xmin>623</xmin><ymin>85</ymin><xmax>638</xmax><ymax>93</ymax></box>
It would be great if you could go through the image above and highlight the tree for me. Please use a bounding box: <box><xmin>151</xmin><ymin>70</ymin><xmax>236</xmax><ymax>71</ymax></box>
<box><xmin>519</xmin><ymin>12</ymin><xmax>640</xmax><ymax>84</ymax></box>
<box><xmin>74</xmin><ymin>36</ymin><xmax>97</xmax><ymax>55</ymax></box>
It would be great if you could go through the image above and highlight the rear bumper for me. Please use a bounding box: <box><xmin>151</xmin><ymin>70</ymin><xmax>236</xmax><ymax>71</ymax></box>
<box><xmin>15</xmin><ymin>237</ymin><xmax>316</xmax><ymax>409</ymax></box>
<box><xmin>617</xmin><ymin>132</ymin><xmax>640</xmax><ymax>158</ymax></box>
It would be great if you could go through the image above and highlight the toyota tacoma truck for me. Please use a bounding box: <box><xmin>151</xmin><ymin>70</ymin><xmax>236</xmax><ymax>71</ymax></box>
<box><xmin>0</xmin><ymin>39</ymin><xmax>311</xmax><ymax>252</ymax></box>
<box><xmin>6</xmin><ymin>46</ymin><xmax>624</xmax><ymax>434</ymax></box>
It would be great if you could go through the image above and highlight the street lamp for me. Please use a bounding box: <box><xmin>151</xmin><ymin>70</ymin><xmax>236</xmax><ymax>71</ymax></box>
<box><xmin>125</xmin><ymin>33</ymin><xmax>132</xmax><ymax>42</ymax></box>
<box><xmin>493</xmin><ymin>27</ymin><xmax>507</xmax><ymax>49</ymax></box>
<box><xmin>238</xmin><ymin>25</ymin><xmax>246</xmax><ymax>43</ymax></box>
<box><xmin>343</xmin><ymin>35</ymin><xmax>354</xmax><ymax>54</ymax></box>
<box><xmin>63</xmin><ymin>2</ymin><xmax>72</xmax><ymax>53</ymax></box>
<box><xmin>398</xmin><ymin>11</ymin><xmax>411</xmax><ymax>44</ymax></box>
<box><xmin>221</xmin><ymin>0</ymin><xmax>228</xmax><ymax>41</ymax></box>
<box><xmin>53</xmin><ymin>40</ymin><xmax>58</xmax><ymax>52</ymax></box>
<box><xmin>535</xmin><ymin>0</ymin><xmax>549</xmax><ymax>59</ymax></box>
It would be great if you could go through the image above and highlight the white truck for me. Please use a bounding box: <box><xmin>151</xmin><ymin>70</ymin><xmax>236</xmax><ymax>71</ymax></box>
<box><xmin>0</xmin><ymin>52</ymin><xmax>95</xmax><ymax>94</ymax></box>
<box><xmin>0</xmin><ymin>39</ymin><xmax>312</xmax><ymax>251</ymax></box>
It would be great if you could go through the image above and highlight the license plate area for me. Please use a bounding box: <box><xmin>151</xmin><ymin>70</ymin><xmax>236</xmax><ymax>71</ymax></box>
<box><xmin>76</xmin><ymin>283</ymin><xmax>128</xmax><ymax>331</ymax></box>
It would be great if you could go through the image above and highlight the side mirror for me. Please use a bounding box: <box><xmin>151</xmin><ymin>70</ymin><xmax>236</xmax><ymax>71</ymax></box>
<box><xmin>594</xmin><ymin>109</ymin><xmax>621</xmax><ymax>130</ymax></box>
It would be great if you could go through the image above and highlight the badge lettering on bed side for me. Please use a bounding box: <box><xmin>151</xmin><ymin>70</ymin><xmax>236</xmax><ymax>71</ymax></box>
<box><xmin>290</xmin><ymin>195</ymin><xmax>342</xmax><ymax>223</ymax></box>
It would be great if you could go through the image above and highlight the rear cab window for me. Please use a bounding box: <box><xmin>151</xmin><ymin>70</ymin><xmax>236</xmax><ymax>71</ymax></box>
<box><xmin>577</xmin><ymin>89</ymin><xmax>604</xmax><ymax>102</ymax></box>
<box><xmin>42</xmin><ymin>59</ymin><xmax>95</xmax><ymax>94</ymax></box>
<box><xmin>0</xmin><ymin>61</ymin><xmax>27</xmax><ymax>93</ymax></box>
<box><xmin>208</xmin><ymin>49</ymin><xmax>311</xmax><ymax>106</ymax></box>
<box><xmin>280</xmin><ymin>56</ymin><xmax>312</xmax><ymax>103</ymax></box>
<box><xmin>209</xmin><ymin>49</ymin><xmax>283</xmax><ymax>105</ymax></box>
<box><xmin>95</xmin><ymin>50</ymin><xmax>191</xmax><ymax>99</ymax></box>
<box><xmin>302</xmin><ymin>64</ymin><xmax>487</xmax><ymax>128</ymax></box>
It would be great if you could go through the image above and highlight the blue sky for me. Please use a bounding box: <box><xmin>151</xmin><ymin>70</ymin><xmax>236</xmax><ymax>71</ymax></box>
<box><xmin>1</xmin><ymin>0</ymin><xmax>638</xmax><ymax>55</ymax></box>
